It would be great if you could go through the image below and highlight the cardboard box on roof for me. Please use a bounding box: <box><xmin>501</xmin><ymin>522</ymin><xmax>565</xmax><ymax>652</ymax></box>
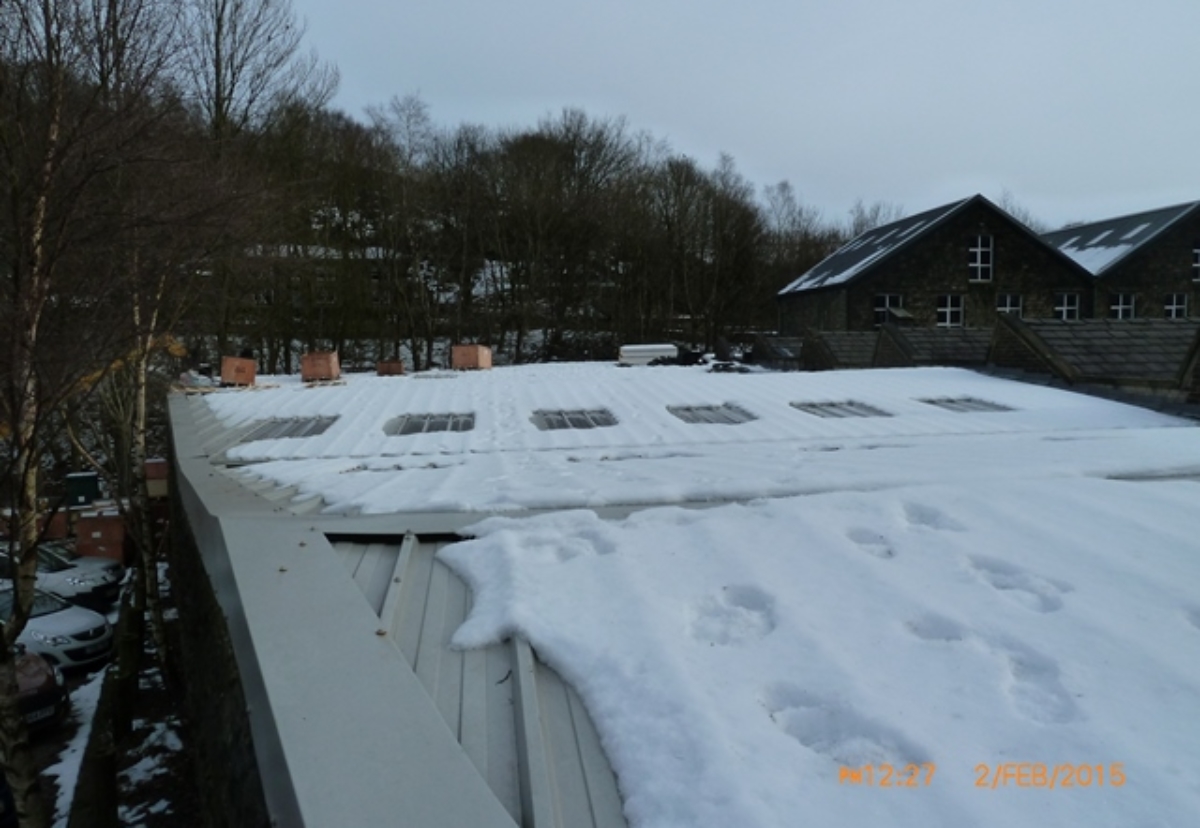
<box><xmin>376</xmin><ymin>359</ymin><xmax>405</xmax><ymax>376</ymax></box>
<box><xmin>301</xmin><ymin>351</ymin><xmax>340</xmax><ymax>381</ymax></box>
<box><xmin>451</xmin><ymin>344</ymin><xmax>492</xmax><ymax>370</ymax></box>
<box><xmin>220</xmin><ymin>356</ymin><xmax>256</xmax><ymax>386</ymax></box>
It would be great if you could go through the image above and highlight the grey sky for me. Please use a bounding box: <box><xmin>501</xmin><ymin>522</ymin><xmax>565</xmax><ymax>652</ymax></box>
<box><xmin>290</xmin><ymin>0</ymin><xmax>1199</xmax><ymax>229</ymax></box>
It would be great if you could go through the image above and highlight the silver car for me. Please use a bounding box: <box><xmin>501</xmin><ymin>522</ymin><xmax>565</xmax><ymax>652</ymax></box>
<box><xmin>0</xmin><ymin>588</ymin><xmax>113</xmax><ymax>670</ymax></box>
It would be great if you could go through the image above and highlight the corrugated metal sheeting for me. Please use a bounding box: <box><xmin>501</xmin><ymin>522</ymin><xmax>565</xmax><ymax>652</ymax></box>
<box><xmin>333</xmin><ymin>536</ymin><xmax>627</xmax><ymax>828</ymax></box>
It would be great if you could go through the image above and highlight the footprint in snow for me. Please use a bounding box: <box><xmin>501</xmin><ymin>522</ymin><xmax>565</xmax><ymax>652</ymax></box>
<box><xmin>687</xmin><ymin>585</ymin><xmax>776</xmax><ymax>646</ymax></box>
<box><xmin>967</xmin><ymin>556</ymin><xmax>1072</xmax><ymax>614</ymax></box>
<box><xmin>846</xmin><ymin>527</ymin><xmax>895</xmax><ymax>559</ymax></box>
<box><xmin>904</xmin><ymin>614</ymin><xmax>1080</xmax><ymax>725</ymax></box>
<box><xmin>762</xmin><ymin>682</ymin><xmax>930</xmax><ymax>766</ymax></box>
<box><xmin>902</xmin><ymin>502</ymin><xmax>965</xmax><ymax>532</ymax></box>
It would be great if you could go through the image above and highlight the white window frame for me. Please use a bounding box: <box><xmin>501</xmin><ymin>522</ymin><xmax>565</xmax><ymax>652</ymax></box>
<box><xmin>1054</xmin><ymin>292</ymin><xmax>1080</xmax><ymax>321</ymax></box>
<box><xmin>1165</xmin><ymin>293</ymin><xmax>1188</xmax><ymax>319</ymax></box>
<box><xmin>968</xmin><ymin>235</ymin><xmax>993</xmax><ymax>282</ymax></box>
<box><xmin>936</xmin><ymin>294</ymin><xmax>964</xmax><ymax>327</ymax></box>
<box><xmin>873</xmin><ymin>294</ymin><xmax>904</xmax><ymax>327</ymax></box>
<box><xmin>1109</xmin><ymin>293</ymin><xmax>1135</xmax><ymax>320</ymax></box>
<box><xmin>996</xmin><ymin>293</ymin><xmax>1022</xmax><ymax>317</ymax></box>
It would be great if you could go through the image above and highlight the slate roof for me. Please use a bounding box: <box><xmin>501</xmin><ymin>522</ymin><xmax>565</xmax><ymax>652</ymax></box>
<box><xmin>1040</xmin><ymin>202</ymin><xmax>1200</xmax><ymax>276</ymax></box>
<box><xmin>778</xmin><ymin>198</ymin><xmax>972</xmax><ymax>295</ymax></box>
<box><xmin>886</xmin><ymin>326</ymin><xmax>994</xmax><ymax>366</ymax></box>
<box><xmin>1015</xmin><ymin>318</ymin><xmax>1200</xmax><ymax>384</ymax></box>
<box><xmin>810</xmin><ymin>331</ymin><xmax>879</xmax><ymax>369</ymax></box>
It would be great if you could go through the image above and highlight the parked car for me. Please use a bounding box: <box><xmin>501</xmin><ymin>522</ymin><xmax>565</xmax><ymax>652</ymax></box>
<box><xmin>15</xmin><ymin>646</ymin><xmax>69</xmax><ymax>730</ymax></box>
<box><xmin>0</xmin><ymin>587</ymin><xmax>113</xmax><ymax>670</ymax></box>
<box><xmin>0</xmin><ymin>543</ymin><xmax>121</xmax><ymax>610</ymax></box>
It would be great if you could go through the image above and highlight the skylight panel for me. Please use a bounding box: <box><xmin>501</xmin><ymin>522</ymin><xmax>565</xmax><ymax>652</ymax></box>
<box><xmin>790</xmin><ymin>400</ymin><xmax>892</xmax><ymax>419</ymax></box>
<box><xmin>1089</xmin><ymin>229</ymin><xmax>1113</xmax><ymax>245</ymax></box>
<box><xmin>667</xmin><ymin>404</ymin><xmax>757</xmax><ymax>425</ymax></box>
<box><xmin>383</xmin><ymin>413</ymin><xmax>475</xmax><ymax>435</ymax></box>
<box><xmin>897</xmin><ymin>220</ymin><xmax>925</xmax><ymax>238</ymax></box>
<box><xmin>918</xmin><ymin>397</ymin><xmax>1013</xmax><ymax>413</ymax></box>
<box><xmin>531</xmin><ymin>409</ymin><xmax>618</xmax><ymax>431</ymax></box>
<box><xmin>1120</xmin><ymin>222</ymin><xmax>1151</xmax><ymax>241</ymax></box>
<box><xmin>240</xmin><ymin>416</ymin><xmax>338</xmax><ymax>442</ymax></box>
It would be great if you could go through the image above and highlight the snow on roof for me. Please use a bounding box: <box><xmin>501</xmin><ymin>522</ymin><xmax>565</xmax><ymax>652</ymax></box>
<box><xmin>778</xmin><ymin>199</ymin><xmax>970</xmax><ymax>295</ymax></box>
<box><xmin>1042</xmin><ymin>201</ymin><xmax>1200</xmax><ymax>276</ymax></box>
<box><xmin>196</xmin><ymin>364</ymin><xmax>1200</xmax><ymax>828</ymax></box>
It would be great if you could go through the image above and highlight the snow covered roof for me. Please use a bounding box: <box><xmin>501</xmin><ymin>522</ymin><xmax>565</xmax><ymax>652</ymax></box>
<box><xmin>778</xmin><ymin>198</ymin><xmax>972</xmax><ymax>295</ymax></box>
<box><xmin>172</xmin><ymin>363</ymin><xmax>1200</xmax><ymax>828</ymax></box>
<box><xmin>1041</xmin><ymin>201</ymin><xmax>1200</xmax><ymax>276</ymax></box>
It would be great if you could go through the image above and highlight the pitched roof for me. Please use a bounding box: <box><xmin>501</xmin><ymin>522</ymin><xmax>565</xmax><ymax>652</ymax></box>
<box><xmin>893</xmin><ymin>327</ymin><xmax>994</xmax><ymax>366</ymax></box>
<box><xmin>1040</xmin><ymin>202</ymin><xmax>1200</xmax><ymax>276</ymax></box>
<box><xmin>810</xmin><ymin>331</ymin><xmax>879</xmax><ymax>369</ymax></box>
<box><xmin>777</xmin><ymin>198</ymin><xmax>972</xmax><ymax>295</ymax></box>
<box><xmin>1010</xmin><ymin>317</ymin><xmax>1200</xmax><ymax>385</ymax></box>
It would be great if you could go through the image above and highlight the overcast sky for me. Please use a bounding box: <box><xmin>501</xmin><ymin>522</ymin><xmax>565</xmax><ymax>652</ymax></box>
<box><xmin>290</xmin><ymin>0</ymin><xmax>1198</xmax><ymax>229</ymax></box>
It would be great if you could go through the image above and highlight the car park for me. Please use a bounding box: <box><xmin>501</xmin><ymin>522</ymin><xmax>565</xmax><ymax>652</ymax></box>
<box><xmin>0</xmin><ymin>587</ymin><xmax>113</xmax><ymax>671</ymax></box>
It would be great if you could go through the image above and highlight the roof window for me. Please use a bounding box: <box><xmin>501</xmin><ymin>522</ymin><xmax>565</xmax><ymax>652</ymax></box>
<box><xmin>667</xmin><ymin>404</ymin><xmax>757</xmax><ymax>425</ymax></box>
<box><xmin>791</xmin><ymin>401</ymin><xmax>892</xmax><ymax>419</ymax></box>
<box><xmin>918</xmin><ymin>397</ymin><xmax>1013</xmax><ymax>413</ymax></box>
<box><xmin>530</xmin><ymin>409</ymin><xmax>618</xmax><ymax>431</ymax></box>
<box><xmin>384</xmin><ymin>413</ymin><xmax>475</xmax><ymax>435</ymax></box>
<box><xmin>240</xmin><ymin>416</ymin><xmax>338</xmax><ymax>442</ymax></box>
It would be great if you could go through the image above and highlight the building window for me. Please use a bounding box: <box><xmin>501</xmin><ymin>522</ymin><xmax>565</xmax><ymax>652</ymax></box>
<box><xmin>996</xmin><ymin>294</ymin><xmax>1022</xmax><ymax>317</ymax></box>
<box><xmin>1193</xmin><ymin>245</ymin><xmax>1200</xmax><ymax>281</ymax></box>
<box><xmin>936</xmin><ymin>294</ymin><xmax>964</xmax><ymax>327</ymax></box>
<box><xmin>1165</xmin><ymin>293</ymin><xmax>1189</xmax><ymax>319</ymax></box>
<box><xmin>968</xmin><ymin>235</ymin><xmax>993</xmax><ymax>282</ymax></box>
<box><xmin>1109</xmin><ymin>293</ymin><xmax>1135</xmax><ymax>320</ymax></box>
<box><xmin>873</xmin><ymin>294</ymin><xmax>904</xmax><ymax>327</ymax></box>
<box><xmin>1054</xmin><ymin>292</ymin><xmax>1080</xmax><ymax>321</ymax></box>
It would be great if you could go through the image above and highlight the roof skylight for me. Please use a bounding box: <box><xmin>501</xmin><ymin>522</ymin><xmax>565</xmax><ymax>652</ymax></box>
<box><xmin>530</xmin><ymin>409</ymin><xmax>618</xmax><ymax>431</ymax></box>
<box><xmin>667</xmin><ymin>404</ymin><xmax>757</xmax><ymax>425</ymax></box>
<box><xmin>918</xmin><ymin>397</ymin><xmax>1013</xmax><ymax>413</ymax></box>
<box><xmin>791</xmin><ymin>400</ymin><xmax>892</xmax><ymax>419</ymax></box>
<box><xmin>383</xmin><ymin>413</ymin><xmax>476</xmax><ymax>435</ymax></box>
<box><xmin>240</xmin><ymin>416</ymin><xmax>338</xmax><ymax>442</ymax></box>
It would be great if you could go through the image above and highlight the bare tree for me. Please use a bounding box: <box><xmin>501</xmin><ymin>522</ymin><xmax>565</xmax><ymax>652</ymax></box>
<box><xmin>846</xmin><ymin>197</ymin><xmax>905</xmax><ymax>236</ymax></box>
<box><xmin>181</xmin><ymin>0</ymin><xmax>337</xmax><ymax>142</ymax></box>
<box><xmin>997</xmin><ymin>188</ymin><xmax>1049</xmax><ymax>233</ymax></box>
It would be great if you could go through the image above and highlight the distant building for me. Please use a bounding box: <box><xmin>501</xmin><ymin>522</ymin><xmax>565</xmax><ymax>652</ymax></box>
<box><xmin>1041</xmin><ymin>201</ymin><xmax>1200</xmax><ymax>322</ymax></box>
<box><xmin>777</xmin><ymin>195</ymin><xmax>1093</xmax><ymax>333</ymax></box>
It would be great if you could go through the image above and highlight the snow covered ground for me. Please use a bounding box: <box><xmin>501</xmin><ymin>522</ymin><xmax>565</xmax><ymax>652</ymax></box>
<box><xmin>201</xmin><ymin>364</ymin><xmax>1200</xmax><ymax>827</ymax></box>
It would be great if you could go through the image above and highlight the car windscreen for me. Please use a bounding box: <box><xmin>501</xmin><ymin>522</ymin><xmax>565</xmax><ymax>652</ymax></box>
<box><xmin>0</xmin><ymin>590</ymin><xmax>67</xmax><ymax>619</ymax></box>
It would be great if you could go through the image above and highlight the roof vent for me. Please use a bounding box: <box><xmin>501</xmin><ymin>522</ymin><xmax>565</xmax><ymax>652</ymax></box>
<box><xmin>918</xmin><ymin>397</ymin><xmax>1013</xmax><ymax>413</ymax></box>
<box><xmin>383</xmin><ymin>413</ymin><xmax>476</xmax><ymax>435</ymax></box>
<box><xmin>667</xmin><ymin>404</ymin><xmax>757</xmax><ymax>425</ymax></box>
<box><xmin>530</xmin><ymin>409</ymin><xmax>618</xmax><ymax>430</ymax></box>
<box><xmin>791</xmin><ymin>401</ymin><xmax>892</xmax><ymax>419</ymax></box>
<box><xmin>240</xmin><ymin>416</ymin><xmax>338</xmax><ymax>442</ymax></box>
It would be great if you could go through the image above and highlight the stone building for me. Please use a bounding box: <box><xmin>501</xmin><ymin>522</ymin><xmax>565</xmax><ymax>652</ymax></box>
<box><xmin>777</xmin><ymin>195</ymin><xmax>1093</xmax><ymax>333</ymax></box>
<box><xmin>1040</xmin><ymin>201</ymin><xmax>1200</xmax><ymax>322</ymax></box>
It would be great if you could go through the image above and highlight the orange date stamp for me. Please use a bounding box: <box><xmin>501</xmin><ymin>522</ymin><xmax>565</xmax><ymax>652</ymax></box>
<box><xmin>974</xmin><ymin>763</ymin><xmax>1126</xmax><ymax>789</ymax></box>
<box><xmin>838</xmin><ymin>763</ymin><xmax>936</xmax><ymax>787</ymax></box>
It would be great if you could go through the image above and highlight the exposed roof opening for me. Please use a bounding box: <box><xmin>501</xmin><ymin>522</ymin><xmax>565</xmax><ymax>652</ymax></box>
<box><xmin>667</xmin><ymin>404</ymin><xmax>757</xmax><ymax>425</ymax></box>
<box><xmin>383</xmin><ymin>413</ymin><xmax>476</xmax><ymax>435</ymax></box>
<box><xmin>918</xmin><ymin>397</ymin><xmax>1013</xmax><ymax>413</ymax></box>
<box><xmin>791</xmin><ymin>400</ymin><xmax>892</xmax><ymax>419</ymax></box>
<box><xmin>530</xmin><ymin>409</ymin><xmax>618</xmax><ymax>430</ymax></box>
<box><xmin>239</xmin><ymin>416</ymin><xmax>338</xmax><ymax>442</ymax></box>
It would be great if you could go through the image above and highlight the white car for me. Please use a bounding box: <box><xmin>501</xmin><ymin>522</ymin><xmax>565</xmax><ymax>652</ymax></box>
<box><xmin>0</xmin><ymin>544</ymin><xmax>121</xmax><ymax>609</ymax></box>
<box><xmin>0</xmin><ymin>588</ymin><xmax>113</xmax><ymax>670</ymax></box>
